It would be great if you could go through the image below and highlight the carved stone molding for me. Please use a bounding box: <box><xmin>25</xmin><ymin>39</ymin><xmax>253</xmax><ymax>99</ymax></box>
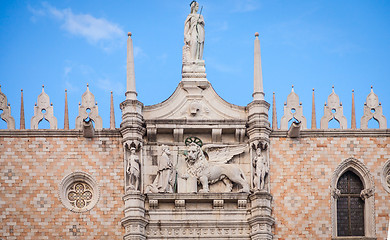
<box><xmin>381</xmin><ymin>159</ymin><xmax>390</xmax><ymax>194</ymax></box>
<box><xmin>280</xmin><ymin>86</ymin><xmax>307</xmax><ymax>130</ymax></box>
<box><xmin>174</xmin><ymin>199</ymin><xmax>185</xmax><ymax>209</ymax></box>
<box><xmin>361</xmin><ymin>87</ymin><xmax>387</xmax><ymax>129</ymax></box>
<box><xmin>0</xmin><ymin>86</ymin><xmax>15</xmax><ymax>129</ymax></box>
<box><xmin>75</xmin><ymin>85</ymin><xmax>103</xmax><ymax>130</ymax></box>
<box><xmin>330</xmin><ymin>157</ymin><xmax>376</xmax><ymax>238</ymax></box>
<box><xmin>213</xmin><ymin>199</ymin><xmax>224</xmax><ymax>209</ymax></box>
<box><xmin>320</xmin><ymin>87</ymin><xmax>347</xmax><ymax>129</ymax></box>
<box><xmin>31</xmin><ymin>86</ymin><xmax>57</xmax><ymax>129</ymax></box>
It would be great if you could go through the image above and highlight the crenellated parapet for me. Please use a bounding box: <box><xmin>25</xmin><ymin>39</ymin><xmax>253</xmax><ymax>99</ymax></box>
<box><xmin>0</xmin><ymin>85</ymin><xmax>15</xmax><ymax>129</ymax></box>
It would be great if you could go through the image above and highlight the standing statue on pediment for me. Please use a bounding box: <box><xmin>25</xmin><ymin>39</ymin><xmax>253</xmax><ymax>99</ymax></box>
<box><xmin>184</xmin><ymin>1</ymin><xmax>205</xmax><ymax>61</ymax></box>
<box><xmin>253</xmin><ymin>146</ymin><xmax>269</xmax><ymax>191</ymax></box>
<box><xmin>127</xmin><ymin>147</ymin><xmax>140</xmax><ymax>191</ymax></box>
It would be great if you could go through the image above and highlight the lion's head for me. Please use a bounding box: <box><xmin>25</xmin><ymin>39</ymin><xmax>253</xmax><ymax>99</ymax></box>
<box><xmin>186</xmin><ymin>142</ymin><xmax>202</xmax><ymax>165</ymax></box>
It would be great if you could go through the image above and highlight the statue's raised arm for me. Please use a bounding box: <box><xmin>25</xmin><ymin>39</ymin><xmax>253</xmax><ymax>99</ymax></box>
<box><xmin>184</xmin><ymin>1</ymin><xmax>205</xmax><ymax>61</ymax></box>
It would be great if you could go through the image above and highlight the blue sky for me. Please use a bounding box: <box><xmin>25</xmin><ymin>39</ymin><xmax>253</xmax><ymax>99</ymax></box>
<box><xmin>0</xmin><ymin>0</ymin><xmax>389</xmax><ymax>129</ymax></box>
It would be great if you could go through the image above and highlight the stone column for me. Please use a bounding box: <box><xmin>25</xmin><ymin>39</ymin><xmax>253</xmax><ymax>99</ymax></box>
<box><xmin>247</xmin><ymin>32</ymin><xmax>274</xmax><ymax>240</ymax></box>
<box><xmin>120</xmin><ymin>32</ymin><xmax>147</xmax><ymax>240</ymax></box>
<box><xmin>248</xmin><ymin>192</ymin><xmax>274</xmax><ymax>240</ymax></box>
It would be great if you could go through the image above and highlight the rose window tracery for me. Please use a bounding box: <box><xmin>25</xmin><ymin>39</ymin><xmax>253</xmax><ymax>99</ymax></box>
<box><xmin>59</xmin><ymin>171</ymin><xmax>99</xmax><ymax>212</ymax></box>
<box><xmin>67</xmin><ymin>182</ymin><xmax>93</xmax><ymax>209</ymax></box>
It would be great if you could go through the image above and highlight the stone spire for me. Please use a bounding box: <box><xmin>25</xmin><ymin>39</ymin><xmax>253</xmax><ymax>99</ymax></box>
<box><xmin>311</xmin><ymin>88</ymin><xmax>317</xmax><ymax>129</ymax></box>
<box><xmin>64</xmin><ymin>89</ymin><xmax>69</xmax><ymax>130</ymax></box>
<box><xmin>351</xmin><ymin>89</ymin><xmax>356</xmax><ymax>129</ymax></box>
<box><xmin>253</xmin><ymin>32</ymin><xmax>264</xmax><ymax>101</ymax></box>
<box><xmin>126</xmin><ymin>32</ymin><xmax>137</xmax><ymax>100</ymax></box>
<box><xmin>110</xmin><ymin>91</ymin><xmax>115</xmax><ymax>129</ymax></box>
<box><xmin>20</xmin><ymin>89</ymin><xmax>25</xmax><ymax>129</ymax></box>
<box><xmin>272</xmin><ymin>92</ymin><xmax>277</xmax><ymax>130</ymax></box>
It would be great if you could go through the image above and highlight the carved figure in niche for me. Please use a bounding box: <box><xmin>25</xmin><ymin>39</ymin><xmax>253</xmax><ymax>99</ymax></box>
<box><xmin>184</xmin><ymin>1</ymin><xmax>205</xmax><ymax>61</ymax></box>
<box><xmin>146</xmin><ymin>145</ymin><xmax>175</xmax><ymax>193</ymax></box>
<box><xmin>253</xmin><ymin>148</ymin><xmax>269</xmax><ymax>191</ymax></box>
<box><xmin>184</xmin><ymin>137</ymin><xmax>249</xmax><ymax>193</ymax></box>
<box><xmin>126</xmin><ymin>147</ymin><xmax>140</xmax><ymax>191</ymax></box>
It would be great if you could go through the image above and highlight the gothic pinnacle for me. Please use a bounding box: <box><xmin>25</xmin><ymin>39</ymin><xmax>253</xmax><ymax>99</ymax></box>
<box><xmin>126</xmin><ymin>32</ymin><xmax>137</xmax><ymax>100</ymax></box>
<box><xmin>253</xmin><ymin>32</ymin><xmax>264</xmax><ymax>101</ymax></box>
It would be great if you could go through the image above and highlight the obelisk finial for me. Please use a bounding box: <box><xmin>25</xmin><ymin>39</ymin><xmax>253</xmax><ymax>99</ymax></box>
<box><xmin>253</xmin><ymin>32</ymin><xmax>264</xmax><ymax>101</ymax></box>
<box><xmin>64</xmin><ymin>89</ymin><xmax>69</xmax><ymax>130</ymax></box>
<box><xmin>311</xmin><ymin>88</ymin><xmax>316</xmax><ymax>129</ymax></box>
<box><xmin>110</xmin><ymin>91</ymin><xmax>115</xmax><ymax>129</ymax></box>
<box><xmin>351</xmin><ymin>89</ymin><xmax>356</xmax><ymax>129</ymax></box>
<box><xmin>20</xmin><ymin>89</ymin><xmax>25</xmax><ymax>129</ymax></box>
<box><xmin>126</xmin><ymin>32</ymin><xmax>137</xmax><ymax>100</ymax></box>
<box><xmin>272</xmin><ymin>92</ymin><xmax>277</xmax><ymax>130</ymax></box>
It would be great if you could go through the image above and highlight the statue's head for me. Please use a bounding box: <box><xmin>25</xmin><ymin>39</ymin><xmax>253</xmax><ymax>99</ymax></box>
<box><xmin>186</xmin><ymin>142</ymin><xmax>201</xmax><ymax>164</ymax></box>
<box><xmin>162</xmin><ymin>145</ymin><xmax>171</xmax><ymax>155</ymax></box>
<box><xmin>130</xmin><ymin>147</ymin><xmax>136</xmax><ymax>154</ymax></box>
<box><xmin>256</xmin><ymin>147</ymin><xmax>262</xmax><ymax>156</ymax></box>
<box><xmin>190</xmin><ymin>1</ymin><xmax>198</xmax><ymax>13</ymax></box>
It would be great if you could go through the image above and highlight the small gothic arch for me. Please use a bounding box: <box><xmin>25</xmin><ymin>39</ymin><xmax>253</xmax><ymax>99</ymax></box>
<box><xmin>330</xmin><ymin>157</ymin><xmax>376</xmax><ymax>239</ymax></box>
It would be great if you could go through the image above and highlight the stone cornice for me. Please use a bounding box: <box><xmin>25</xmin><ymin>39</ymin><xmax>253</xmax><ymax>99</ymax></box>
<box><xmin>0</xmin><ymin>129</ymin><xmax>122</xmax><ymax>138</ymax></box>
<box><xmin>270</xmin><ymin>129</ymin><xmax>390</xmax><ymax>138</ymax></box>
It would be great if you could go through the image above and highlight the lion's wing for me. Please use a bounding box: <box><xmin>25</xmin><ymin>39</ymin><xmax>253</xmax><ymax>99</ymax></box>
<box><xmin>204</xmin><ymin>144</ymin><xmax>248</xmax><ymax>164</ymax></box>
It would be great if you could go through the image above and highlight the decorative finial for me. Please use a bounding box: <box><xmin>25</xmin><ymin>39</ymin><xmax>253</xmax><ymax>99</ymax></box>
<box><xmin>0</xmin><ymin>84</ymin><xmax>2</xmax><ymax>92</ymax></box>
<box><xmin>65</xmin><ymin>89</ymin><xmax>67</xmax><ymax>92</ymax></box>
<box><xmin>255</xmin><ymin>32</ymin><xmax>259</xmax><ymax>37</ymax></box>
<box><xmin>371</xmin><ymin>85</ymin><xmax>373</xmax><ymax>89</ymax></box>
<box><xmin>128</xmin><ymin>32</ymin><xmax>132</xmax><ymax>37</ymax></box>
<box><xmin>87</xmin><ymin>83</ymin><xmax>89</xmax><ymax>88</ymax></box>
<box><xmin>312</xmin><ymin>88</ymin><xmax>315</xmax><ymax>91</ymax></box>
<box><xmin>352</xmin><ymin>89</ymin><xmax>354</xmax><ymax>92</ymax></box>
<box><xmin>273</xmin><ymin>92</ymin><xmax>275</xmax><ymax>94</ymax></box>
<box><xmin>42</xmin><ymin>85</ymin><xmax>45</xmax><ymax>92</ymax></box>
<box><xmin>21</xmin><ymin>89</ymin><xmax>23</xmax><ymax>92</ymax></box>
<box><xmin>332</xmin><ymin>85</ymin><xmax>334</xmax><ymax>89</ymax></box>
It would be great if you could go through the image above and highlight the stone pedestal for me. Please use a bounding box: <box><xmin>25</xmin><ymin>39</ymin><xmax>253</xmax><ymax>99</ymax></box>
<box><xmin>121</xmin><ymin>193</ymin><xmax>148</xmax><ymax>240</ymax></box>
<box><xmin>182</xmin><ymin>60</ymin><xmax>207</xmax><ymax>81</ymax></box>
<box><xmin>248</xmin><ymin>191</ymin><xmax>274</xmax><ymax>240</ymax></box>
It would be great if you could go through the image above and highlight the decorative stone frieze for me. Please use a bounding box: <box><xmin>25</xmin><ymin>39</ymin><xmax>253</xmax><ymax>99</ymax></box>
<box><xmin>174</xmin><ymin>199</ymin><xmax>185</xmax><ymax>209</ymax></box>
<box><xmin>213</xmin><ymin>199</ymin><xmax>224</xmax><ymax>209</ymax></box>
<box><xmin>31</xmin><ymin>86</ymin><xmax>58</xmax><ymax>129</ymax></box>
<box><xmin>0</xmin><ymin>85</ymin><xmax>15</xmax><ymax>129</ymax></box>
<box><xmin>361</xmin><ymin>86</ymin><xmax>387</xmax><ymax>129</ymax></box>
<box><xmin>320</xmin><ymin>86</ymin><xmax>347</xmax><ymax>129</ymax></box>
<box><xmin>280</xmin><ymin>86</ymin><xmax>307</xmax><ymax>130</ymax></box>
<box><xmin>75</xmin><ymin>84</ymin><xmax>103</xmax><ymax>130</ymax></box>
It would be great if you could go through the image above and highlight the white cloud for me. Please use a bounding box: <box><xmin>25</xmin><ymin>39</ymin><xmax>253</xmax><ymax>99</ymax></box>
<box><xmin>230</xmin><ymin>0</ymin><xmax>260</xmax><ymax>13</ymax></box>
<box><xmin>29</xmin><ymin>2</ymin><xmax>125</xmax><ymax>50</ymax></box>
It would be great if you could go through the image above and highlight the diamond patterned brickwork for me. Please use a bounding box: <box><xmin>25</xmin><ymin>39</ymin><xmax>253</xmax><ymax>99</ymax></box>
<box><xmin>0</xmin><ymin>135</ymin><xmax>124</xmax><ymax>239</ymax></box>
<box><xmin>270</xmin><ymin>136</ymin><xmax>390</xmax><ymax>239</ymax></box>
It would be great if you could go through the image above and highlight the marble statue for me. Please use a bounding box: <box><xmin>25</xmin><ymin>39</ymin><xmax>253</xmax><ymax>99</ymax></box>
<box><xmin>184</xmin><ymin>1</ymin><xmax>205</xmax><ymax>61</ymax></box>
<box><xmin>127</xmin><ymin>147</ymin><xmax>140</xmax><ymax>191</ymax></box>
<box><xmin>185</xmin><ymin>142</ymin><xmax>249</xmax><ymax>193</ymax></box>
<box><xmin>253</xmin><ymin>147</ymin><xmax>269</xmax><ymax>191</ymax></box>
<box><xmin>146</xmin><ymin>145</ymin><xmax>175</xmax><ymax>193</ymax></box>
